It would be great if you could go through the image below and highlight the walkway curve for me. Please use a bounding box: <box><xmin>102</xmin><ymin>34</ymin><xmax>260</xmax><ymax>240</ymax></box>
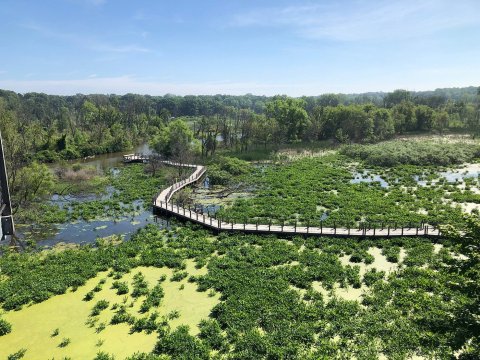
<box><xmin>151</xmin><ymin>160</ymin><xmax>441</xmax><ymax>238</ymax></box>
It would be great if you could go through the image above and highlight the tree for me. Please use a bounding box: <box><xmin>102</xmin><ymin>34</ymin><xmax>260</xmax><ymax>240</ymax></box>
<box><xmin>265</xmin><ymin>98</ymin><xmax>310</xmax><ymax>142</ymax></box>
<box><xmin>415</xmin><ymin>105</ymin><xmax>435</xmax><ymax>131</ymax></box>
<box><xmin>434</xmin><ymin>110</ymin><xmax>449</xmax><ymax>134</ymax></box>
<box><xmin>392</xmin><ymin>101</ymin><xmax>417</xmax><ymax>133</ymax></box>
<box><xmin>150</xmin><ymin>119</ymin><xmax>194</xmax><ymax>159</ymax></box>
<box><xmin>384</xmin><ymin>89</ymin><xmax>412</xmax><ymax>108</ymax></box>
<box><xmin>372</xmin><ymin>108</ymin><xmax>395</xmax><ymax>140</ymax></box>
<box><xmin>12</xmin><ymin>162</ymin><xmax>54</xmax><ymax>213</ymax></box>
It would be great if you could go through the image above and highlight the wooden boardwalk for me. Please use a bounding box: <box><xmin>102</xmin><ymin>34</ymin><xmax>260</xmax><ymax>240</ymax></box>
<box><xmin>151</xmin><ymin>160</ymin><xmax>441</xmax><ymax>238</ymax></box>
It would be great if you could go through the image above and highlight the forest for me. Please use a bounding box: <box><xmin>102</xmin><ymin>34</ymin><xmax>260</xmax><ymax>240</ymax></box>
<box><xmin>1</xmin><ymin>86</ymin><xmax>479</xmax><ymax>216</ymax></box>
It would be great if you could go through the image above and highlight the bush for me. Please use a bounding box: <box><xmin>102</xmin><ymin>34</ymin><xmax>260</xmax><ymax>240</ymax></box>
<box><xmin>91</xmin><ymin>300</ymin><xmax>110</xmax><ymax>316</ymax></box>
<box><xmin>111</xmin><ymin>281</ymin><xmax>129</xmax><ymax>295</ymax></box>
<box><xmin>0</xmin><ymin>318</ymin><xmax>12</xmax><ymax>336</ymax></box>
<box><xmin>7</xmin><ymin>349</ymin><xmax>26</xmax><ymax>360</ymax></box>
<box><xmin>340</xmin><ymin>141</ymin><xmax>480</xmax><ymax>167</ymax></box>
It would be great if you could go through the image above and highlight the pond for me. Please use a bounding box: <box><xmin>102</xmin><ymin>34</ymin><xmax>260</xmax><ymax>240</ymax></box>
<box><xmin>351</xmin><ymin>171</ymin><xmax>389</xmax><ymax>188</ymax></box>
<box><xmin>1</xmin><ymin>143</ymin><xmax>170</xmax><ymax>249</ymax></box>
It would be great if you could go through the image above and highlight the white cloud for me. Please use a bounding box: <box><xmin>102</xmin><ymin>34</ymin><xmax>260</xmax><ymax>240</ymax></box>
<box><xmin>1</xmin><ymin>74</ymin><xmax>478</xmax><ymax>97</ymax></box>
<box><xmin>232</xmin><ymin>0</ymin><xmax>480</xmax><ymax>41</ymax></box>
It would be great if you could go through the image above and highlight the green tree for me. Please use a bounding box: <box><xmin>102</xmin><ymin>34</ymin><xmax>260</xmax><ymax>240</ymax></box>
<box><xmin>265</xmin><ymin>98</ymin><xmax>310</xmax><ymax>142</ymax></box>
<box><xmin>12</xmin><ymin>162</ymin><xmax>54</xmax><ymax>213</ymax></box>
<box><xmin>150</xmin><ymin>119</ymin><xmax>195</xmax><ymax>160</ymax></box>
<box><xmin>415</xmin><ymin>105</ymin><xmax>435</xmax><ymax>131</ymax></box>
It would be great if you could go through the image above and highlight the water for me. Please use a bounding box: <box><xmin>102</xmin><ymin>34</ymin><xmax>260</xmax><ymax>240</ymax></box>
<box><xmin>13</xmin><ymin>211</ymin><xmax>168</xmax><ymax>248</ymax></box>
<box><xmin>4</xmin><ymin>143</ymin><xmax>170</xmax><ymax>249</ymax></box>
<box><xmin>439</xmin><ymin>169</ymin><xmax>479</xmax><ymax>182</ymax></box>
<box><xmin>76</xmin><ymin>143</ymin><xmax>153</xmax><ymax>171</ymax></box>
<box><xmin>351</xmin><ymin>171</ymin><xmax>389</xmax><ymax>188</ymax></box>
<box><xmin>413</xmin><ymin>168</ymin><xmax>479</xmax><ymax>186</ymax></box>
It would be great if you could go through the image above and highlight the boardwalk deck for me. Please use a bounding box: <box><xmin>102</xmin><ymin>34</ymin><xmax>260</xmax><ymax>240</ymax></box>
<box><xmin>123</xmin><ymin>153</ymin><xmax>150</xmax><ymax>163</ymax></box>
<box><xmin>152</xmin><ymin>159</ymin><xmax>441</xmax><ymax>238</ymax></box>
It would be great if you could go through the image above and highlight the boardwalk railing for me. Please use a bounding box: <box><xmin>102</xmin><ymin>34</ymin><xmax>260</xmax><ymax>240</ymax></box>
<box><xmin>149</xmin><ymin>158</ymin><xmax>441</xmax><ymax>238</ymax></box>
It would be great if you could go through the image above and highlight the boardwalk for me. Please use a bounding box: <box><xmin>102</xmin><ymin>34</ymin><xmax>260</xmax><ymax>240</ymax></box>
<box><xmin>151</xmin><ymin>160</ymin><xmax>441</xmax><ymax>238</ymax></box>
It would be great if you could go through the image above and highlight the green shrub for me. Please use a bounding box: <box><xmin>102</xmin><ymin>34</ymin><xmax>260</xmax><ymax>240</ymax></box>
<box><xmin>0</xmin><ymin>318</ymin><xmax>12</xmax><ymax>336</ymax></box>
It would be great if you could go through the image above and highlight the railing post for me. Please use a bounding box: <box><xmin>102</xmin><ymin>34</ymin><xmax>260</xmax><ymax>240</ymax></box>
<box><xmin>203</xmin><ymin>214</ymin><xmax>205</xmax><ymax>223</ymax></box>
<box><xmin>294</xmin><ymin>221</ymin><xmax>297</xmax><ymax>233</ymax></box>
<box><xmin>320</xmin><ymin>220</ymin><xmax>323</xmax><ymax>234</ymax></box>
<box><xmin>401</xmin><ymin>227</ymin><xmax>404</xmax><ymax>236</ymax></box>
<box><xmin>373</xmin><ymin>224</ymin><xmax>375</xmax><ymax>236</ymax></box>
<box><xmin>334</xmin><ymin>221</ymin><xmax>336</xmax><ymax>235</ymax></box>
<box><xmin>269</xmin><ymin>219</ymin><xmax>271</xmax><ymax>231</ymax></box>
<box><xmin>388</xmin><ymin>226</ymin><xmax>390</xmax><ymax>236</ymax></box>
<box><xmin>416</xmin><ymin>225</ymin><xmax>419</xmax><ymax>236</ymax></box>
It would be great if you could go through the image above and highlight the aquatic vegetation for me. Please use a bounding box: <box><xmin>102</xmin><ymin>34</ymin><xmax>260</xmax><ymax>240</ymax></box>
<box><xmin>0</xmin><ymin>318</ymin><xmax>12</xmax><ymax>336</ymax></box>
<box><xmin>215</xmin><ymin>154</ymin><xmax>469</xmax><ymax>228</ymax></box>
<box><xmin>0</xmin><ymin>223</ymin><xmax>478</xmax><ymax>358</ymax></box>
<box><xmin>91</xmin><ymin>300</ymin><xmax>110</xmax><ymax>316</ymax></box>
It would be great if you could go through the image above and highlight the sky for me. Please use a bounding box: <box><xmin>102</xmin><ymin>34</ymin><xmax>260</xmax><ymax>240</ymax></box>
<box><xmin>0</xmin><ymin>0</ymin><xmax>479</xmax><ymax>96</ymax></box>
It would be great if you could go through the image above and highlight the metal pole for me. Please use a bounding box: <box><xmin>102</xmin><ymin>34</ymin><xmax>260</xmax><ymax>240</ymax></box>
<box><xmin>0</xmin><ymin>130</ymin><xmax>14</xmax><ymax>237</ymax></box>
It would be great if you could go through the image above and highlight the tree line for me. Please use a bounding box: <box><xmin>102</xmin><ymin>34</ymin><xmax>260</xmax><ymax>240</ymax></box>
<box><xmin>0</xmin><ymin>87</ymin><xmax>479</xmax><ymax>212</ymax></box>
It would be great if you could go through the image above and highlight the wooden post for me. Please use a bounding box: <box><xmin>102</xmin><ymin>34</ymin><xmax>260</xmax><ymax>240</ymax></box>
<box><xmin>256</xmin><ymin>221</ymin><xmax>258</xmax><ymax>231</ymax></box>
<box><xmin>320</xmin><ymin>221</ymin><xmax>323</xmax><ymax>234</ymax></box>
<box><xmin>373</xmin><ymin>224</ymin><xmax>375</xmax><ymax>236</ymax></box>
<box><xmin>281</xmin><ymin>220</ymin><xmax>284</xmax><ymax>232</ymax></box>
<box><xmin>203</xmin><ymin>214</ymin><xmax>205</xmax><ymax>223</ymax></box>
<box><xmin>401</xmin><ymin>227</ymin><xmax>404</xmax><ymax>236</ymax></box>
<box><xmin>306</xmin><ymin>220</ymin><xmax>309</xmax><ymax>234</ymax></box>
<box><xmin>294</xmin><ymin>221</ymin><xmax>297</xmax><ymax>233</ymax></box>
<box><xmin>269</xmin><ymin>219</ymin><xmax>271</xmax><ymax>231</ymax></box>
<box><xmin>416</xmin><ymin>226</ymin><xmax>419</xmax><ymax>236</ymax></box>
<box><xmin>388</xmin><ymin>226</ymin><xmax>390</xmax><ymax>236</ymax></box>
<box><xmin>334</xmin><ymin>221</ymin><xmax>336</xmax><ymax>235</ymax></box>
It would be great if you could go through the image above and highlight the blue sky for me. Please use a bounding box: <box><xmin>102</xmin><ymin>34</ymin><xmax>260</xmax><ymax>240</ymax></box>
<box><xmin>0</xmin><ymin>0</ymin><xmax>479</xmax><ymax>96</ymax></box>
